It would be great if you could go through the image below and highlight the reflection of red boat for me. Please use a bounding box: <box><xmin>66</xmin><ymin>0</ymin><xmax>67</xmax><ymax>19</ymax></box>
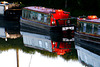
<box><xmin>21</xmin><ymin>31</ymin><xmax>74</xmax><ymax>55</ymax></box>
<box><xmin>52</xmin><ymin>41</ymin><xmax>72</xmax><ymax>55</ymax></box>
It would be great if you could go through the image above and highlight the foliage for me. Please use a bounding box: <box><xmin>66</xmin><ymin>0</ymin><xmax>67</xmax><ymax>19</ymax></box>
<box><xmin>61</xmin><ymin>49</ymin><xmax>78</xmax><ymax>61</ymax></box>
<box><xmin>36</xmin><ymin>49</ymin><xmax>58</xmax><ymax>58</ymax></box>
<box><xmin>5</xmin><ymin>0</ymin><xmax>100</xmax><ymax>17</ymax></box>
<box><xmin>0</xmin><ymin>37</ymin><xmax>23</xmax><ymax>51</ymax></box>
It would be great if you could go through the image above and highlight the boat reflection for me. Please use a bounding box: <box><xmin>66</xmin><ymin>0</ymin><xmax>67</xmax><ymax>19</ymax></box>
<box><xmin>20</xmin><ymin>30</ymin><xmax>75</xmax><ymax>55</ymax></box>
<box><xmin>75</xmin><ymin>38</ymin><xmax>100</xmax><ymax>67</ymax></box>
<box><xmin>0</xmin><ymin>27</ymin><xmax>21</xmax><ymax>41</ymax></box>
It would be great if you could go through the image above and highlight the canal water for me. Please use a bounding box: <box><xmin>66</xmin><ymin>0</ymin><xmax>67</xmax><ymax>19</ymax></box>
<box><xmin>0</xmin><ymin>15</ymin><xmax>100</xmax><ymax>67</ymax></box>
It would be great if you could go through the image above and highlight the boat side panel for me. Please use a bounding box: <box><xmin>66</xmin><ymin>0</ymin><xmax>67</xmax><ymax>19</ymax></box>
<box><xmin>21</xmin><ymin>32</ymin><xmax>52</xmax><ymax>52</ymax></box>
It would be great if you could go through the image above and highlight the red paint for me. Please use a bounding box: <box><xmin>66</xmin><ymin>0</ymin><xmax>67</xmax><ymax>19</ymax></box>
<box><xmin>51</xmin><ymin>41</ymin><xmax>71</xmax><ymax>55</ymax></box>
<box><xmin>23</xmin><ymin>6</ymin><xmax>70</xmax><ymax>26</ymax></box>
<box><xmin>50</xmin><ymin>10</ymin><xmax>70</xmax><ymax>26</ymax></box>
<box><xmin>87</xmin><ymin>15</ymin><xmax>98</xmax><ymax>19</ymax></box>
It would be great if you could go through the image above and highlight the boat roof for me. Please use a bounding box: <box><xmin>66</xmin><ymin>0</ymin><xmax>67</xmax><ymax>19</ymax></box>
<box><xmin>78</xmin><ymin>18</ymin><xmax>100</xmax><ymax>23</ymax></box>
<box><xmin>23</xmin><ymin>6</ymin><xmax>56</xmax><ymax>14</ymax></box>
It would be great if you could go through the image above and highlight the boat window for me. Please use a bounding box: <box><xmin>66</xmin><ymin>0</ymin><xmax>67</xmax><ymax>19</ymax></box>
<box><xmin>92</xmin><ymin>24</ymin><xmax>94</xmax><ymax>34</ymax></box>
<box><xmin>47</xmin><ymin>15</ymin><xmax>50</xmax><ymax>25</ymax></box>
<box><xmin>44</xmin><ymin>15</ymin><xmax>47</xmax><ymax>22</ymax></box>
<box><xmin>83</xmin><ymin>23</ymin><xmax>87</xmax><ymax>32</ymax></box>
<box><xmin>38</xmin><ymin>13</ymin><xmax>42</xmax><ymax>21</ymax></box>
<box><xmin>94</xmin><ymin>24</ymin><xmax>98</xmax><ymax>34</ymax></box>
<box><xmin>28</xmin><ymin>11</ymin><xmax>31</xmax><ymax>19</ymax></box>
<box><xmin>41</xmin><ymin>14</ymin><xmax>44</xmax><ymax>22</ymax></box>
<box><xmin>30</xmin><ymin>11</ymin><xmax>33</xmax><ymax>19</ymax></box>
<box><xmin>77</xmin><ymin>21</ymin><xmax>80</xmax><ymax>31</ymax></box>
<box><xmin>32</xmin><ymin>12</ymin><xmax>35</xmax><ymax>20</ymax></box>
<box><xmin>86</xmin><ymin>23</ymin><xmax>92</xmax><ymax>33</ymax></box>
<box><xmin>33</xmin><ymin>12</ymin><xmax>38</xmax><ymax>20</ymax></box>
<box><xmin>97</xmin><ymin>25</ymin><xmax>100</xmax><ymax>35</ymax></box>
<box><xmin>98</xmin><ymin>25</ymin><xmax>100</xmax><ymax>29</ymax></box>
<box><xmin>25</xmin><ymin>10</ymin><xmax>29</xmax><ymax>19</ymax></box>
<box><xmin>79</xmin><ymin>22</ymin><xmax>84</xmax><ymax>32</ymax></box>
<box><xmin>44</xmin><ymin>14</ymin><xmax>50</xmax><ymax>24</ymax></box>
<box><xmin>24</xmin><ymin>10</ymin><xmax>26</xmax><ymax>18</ymax></box>
<box><xmin>22</xmin><ymin>10</ymin><xmax>25</xmax><ymax>18</ymax></box>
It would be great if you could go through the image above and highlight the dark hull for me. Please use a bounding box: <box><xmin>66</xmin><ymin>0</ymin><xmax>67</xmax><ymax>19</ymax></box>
<box><xmin>20</xmin><ymin>22</ymin><xmax>51</xmax><ymax>36</ymax></box>
<box><xmin>4</xmin><ymin>9</ymin><xmax>22</xmax><ymax>20</ymax></box>
<box><xmin>75</xmin><ymin>32</ymin><xmax>100</xmax><ymax>44</ymax></box>
<box><xmin>20</xmin><ymin>22</ymin><xmax>65</xmax><ymax>42</ymax></box>
<box><xmin>75</xmin><ymin>33</ymin><xmax>100</xmax><ymax>55</ymax></box>
<box><xmin>20</xmin><ymin>18</ymin><xmax>51</xmax><ymax>36</ymax></box>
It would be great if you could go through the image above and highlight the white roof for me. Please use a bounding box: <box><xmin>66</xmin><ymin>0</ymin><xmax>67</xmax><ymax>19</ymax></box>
<box><xmin>78</xmin><ymin>18</ymin><xmax>100</xmax><ymax>23</ymax></box>
<box><xmin>24</xmin><ymin>6</ymin><xmax>56</xmax><ymax>14</ymax></box>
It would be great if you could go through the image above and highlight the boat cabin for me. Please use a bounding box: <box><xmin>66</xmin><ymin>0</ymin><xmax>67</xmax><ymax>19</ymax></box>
<box><xmin>77</xmin><ymin>15</ymin><xmax>100</xmax><ymax>36</ymax></box>
<box><xmin>21</xmin><ymin>6</ymin><xmax>70</xmax><ymax>26</ymax></box>
<box><xmin>0</xmin><ymin>1</ymin><xmax>20</xmax><ymax>15</ymax></box>
<box><xmin>0</xmin><ymin>1</ymin><xmax>8</xmax><ymax>15</ymax></box>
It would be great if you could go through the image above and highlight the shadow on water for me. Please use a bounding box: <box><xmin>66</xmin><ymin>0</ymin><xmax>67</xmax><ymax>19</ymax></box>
<box><xmin>0</xmin><ymin>15</ymin><xmax>78</xmax><ymax>61</ymax></box>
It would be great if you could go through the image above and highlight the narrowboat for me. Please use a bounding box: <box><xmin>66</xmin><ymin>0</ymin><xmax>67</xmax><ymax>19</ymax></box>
<box><xmin>20</xmin><ymin>31</ymin><xmax>75</xmax><ymax>55</ymax></box>
<box><xmin>75</xmin><ymin>15</ymin><xmax>100</xmax><ymax>44</ymax></box>
<box><xmin>0</xmin><ymin>1</ymin><xmax>19</xmax><ymax>15</ymax></box>
<box><xmin>0</xmin><ymin>1</ymin><xmax>8</xmax><ymax>15</ymax></box>
<box><xmin>20</xmin><ymin>6</ymin><xmax>75</xmax><ymax>42</ymax></box>
<box><xmin>0</xmin><ymin>27</ymin><xmax>21</xmax><ymax>41</ymax></box>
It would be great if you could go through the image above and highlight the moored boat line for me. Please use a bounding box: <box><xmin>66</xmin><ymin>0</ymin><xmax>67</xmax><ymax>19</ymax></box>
<box><xmin>76</xmin><ymin>15</ymin><xmax>100</xmax><ymax>44</ymax></box>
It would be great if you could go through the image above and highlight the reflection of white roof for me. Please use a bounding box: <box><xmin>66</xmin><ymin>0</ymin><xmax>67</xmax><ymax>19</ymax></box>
<box><xmin>75</xmin><ymin>45</ymin><xmax>100</xmax><ymax>67</ymax></box>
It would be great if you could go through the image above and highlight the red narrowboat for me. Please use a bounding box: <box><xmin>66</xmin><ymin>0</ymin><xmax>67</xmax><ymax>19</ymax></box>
<box><xmin>20</xmin><ymin>6</ymin><xmax>75</xmax><ymax>41</ymax></box>
<box><xmin>21</xmin><ymin>31</ymin><xmax>74</xmax><ymax>55</ymax></box>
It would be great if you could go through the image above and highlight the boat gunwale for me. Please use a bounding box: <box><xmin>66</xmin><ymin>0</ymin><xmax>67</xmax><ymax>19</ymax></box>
<box><xmin>75</xmin><ymin>32</ymin><xmax>100</xmax><ymax>39</ymax></box>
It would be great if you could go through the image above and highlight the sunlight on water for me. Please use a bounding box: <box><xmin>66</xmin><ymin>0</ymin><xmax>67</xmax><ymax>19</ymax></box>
<box><xmin>0</xmin><ymin>49</ymin><xmax>17</xmax><ymax>67</ymax></box>
<box><xmin>0</xmin><ymin>49</ymin><xmax>84</xmax><ymax>67</ymax></box>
